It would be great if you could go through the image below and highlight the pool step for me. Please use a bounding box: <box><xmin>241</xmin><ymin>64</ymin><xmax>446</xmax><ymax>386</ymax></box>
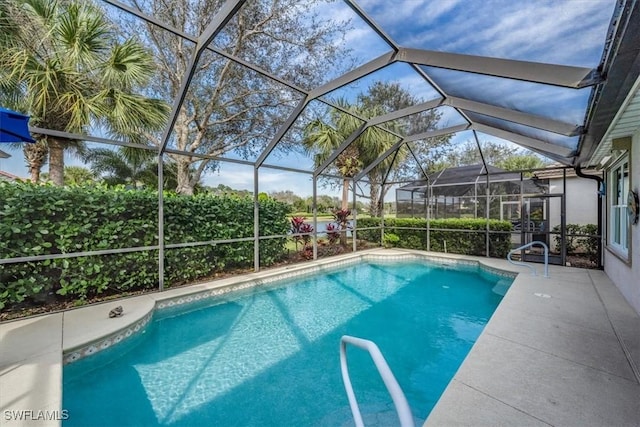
<box><xmin>491</xmin><ymin>279</ymin><xmax>512</xmax><ymax>296</ymax></box>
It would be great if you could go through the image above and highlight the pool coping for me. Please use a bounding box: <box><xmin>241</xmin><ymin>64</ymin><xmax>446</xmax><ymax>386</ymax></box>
<box><xmin>1</xmin><ymin>248</ymin><xmax>639</xmax><ymax>426</ymax></box>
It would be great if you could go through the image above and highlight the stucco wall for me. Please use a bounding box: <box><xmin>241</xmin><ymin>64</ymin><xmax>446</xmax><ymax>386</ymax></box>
<box><xmin>548</xmin><ymin>177</ymin><xmax>598</xmax><ymax>231</ymax></box>
<box><xmin>604</xmin><ymin>129</ymin><xmax>640</xmax><ymax>315</ymax></box>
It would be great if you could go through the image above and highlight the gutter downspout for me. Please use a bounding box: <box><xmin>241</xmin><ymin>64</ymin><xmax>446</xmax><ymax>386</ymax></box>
<box><xmin>575</xmin><ymin>166</ymin><xmax>604</xmax><ymax>269</ymax></box>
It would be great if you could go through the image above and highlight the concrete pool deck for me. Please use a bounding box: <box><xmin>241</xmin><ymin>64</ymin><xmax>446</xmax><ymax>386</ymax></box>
<box><xmin>1</xmin><ymin>248</ymin><xmax>639</xmax><ymax>426</ymax></box>
<box><xmin>423</xmin><ymin>252</ymin><xmax>640</xmax><ymax>427</ymax></box>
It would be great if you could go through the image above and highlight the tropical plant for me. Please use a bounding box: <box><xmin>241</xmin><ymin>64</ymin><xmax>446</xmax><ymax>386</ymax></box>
<box><xmin>357</xmin><ymin>82</ymin><xmax>450</xmax><ymax>215</ymax></box>
<box><xmin>22</xmin><ymin>140</ymin><xmax>48</xmax><ymax>183</ymax></box>
<box><xmin>84</xmin><ymin>147</ymin><xmax>156</xmax><ymax>189</ymax></box>
<box><xmin>325</xmin><ymin>223</ymin><xmax>340</xmax><ymax>245</ymax></box>
<box><xmin>41</xmin><ymin>166</ymin><xmax>95</xmax><ymax>185</ymax></box>
<box><xmin>0</xmin><ymin>0</ymin><xmax>168</xmax><ymax>185</ymax></box>
<box><xmin>303</xmin><ymin>82</ymin><xmax>449</xmax><ymax>217</ymax></box>
<box><xmin>331</xmin><ymin>208</ymin><xmax>351</xmax><ymax>246</ymax></box>
<box><xmin>64</xmin><ymin>166</ymin><xmax>95</xmax><ymax>185</ymax></box>
<box><xmin>83</xmin><ymin>146</ymin><xmax>204</xmax><ymax>191</ymax></box>
<box><xmin>290</xmin><ymin>216</ymin><xmax>313</xmax><ymax>251</ymax></box>
<box><xmin>303</xmin><ymin>99</ymin><xmax>399</xmax><ymax>211</ymax></box>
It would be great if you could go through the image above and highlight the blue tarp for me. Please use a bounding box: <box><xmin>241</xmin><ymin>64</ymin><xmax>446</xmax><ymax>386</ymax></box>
<box><xmin>0</xmin><ymin>107</ymin><xmax>35</xmax><ymax>143</ymax></box>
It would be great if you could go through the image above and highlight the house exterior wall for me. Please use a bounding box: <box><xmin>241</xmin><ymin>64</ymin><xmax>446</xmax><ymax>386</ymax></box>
<box><xmin>604</xmin><ymin>128</ymin><xmax>640</xmax><ymax>315</ymax></box>
<box><xmin>547</xmin><ymin>177</ymin><xmax>598</xmax><ymax>232</ymax></box>
<box><xmin>545</xmin><ymin>176</ymin><xmax>598</xmax><ymax>257</ymax></box>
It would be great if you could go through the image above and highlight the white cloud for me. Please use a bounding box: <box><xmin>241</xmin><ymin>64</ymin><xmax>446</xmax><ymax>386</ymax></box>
<box><xmin>393</xmin><ymin>72</ymin><xmax>442</xmax><ymax>100</ymax></box>
<box><xmin>419</xmin><ymin>0</ymin><xmax>464</xmax><ymax>24</ymax></box>
<box><xmin>410</xmin><ymin>0</ymin><xmax>613</xmax><ymax>66</ymax></box>
<box><xmin>355</xmin><ymin>0</ymin><xmax>613</xmax><ymax>69</ymax></box>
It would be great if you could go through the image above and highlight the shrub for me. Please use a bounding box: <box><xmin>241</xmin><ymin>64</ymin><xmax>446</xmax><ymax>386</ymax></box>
<box><xmin>0</xmin><ymin>182</ymin><xmax>290</xmax><ymax>310</ymax></box>
<box><xmin>290</xmin><ymin>216</ymin><xmax>313</xmax><ymax>250</ymax></box>
<box><xmin>357</xmin><ymin>217</ymin><xmax>512</xmax><ymax>257</ymax></box>
<box><xmin>582</xmin><ymin>224</ymin><xmax>600</xmax><ymax>262</ymax></box>
<box><xmin>325</xmin><ymin>223</ymin><xmax>340</xmax><ymax>245</ymax></box>
<box><xmin>552</xmin><ymin>223</ymin><xmax>599</xmax><ymax>261</ymax></box>
<box><xmin>333</xmin><ymin>208</ymin><xmax>351</xmax><ymax>246</ymax></box>
<box><xmin>552</xmin><ymin>224</ymin><xmax>581</xmax><ymax>254</ymax></box>
<box><xmin>290</xmin><ymin>216</ymin><xmax>316</xmax><ymax>259</ymax></box>
<box><xmin>383</xmin><ymin>233</ymin><xmax>399</xmax><ymax>248</ymax></box>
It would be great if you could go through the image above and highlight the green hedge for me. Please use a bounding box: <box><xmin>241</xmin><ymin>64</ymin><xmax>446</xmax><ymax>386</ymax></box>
<box><xmin>356</xmin><ymin>217</ymin><xmax>512</xmax><ymax>257</ymax></box>
<box><xmin>0</xmin><ymin>182</ymin><xmax>290</xmax><ymax>309</ymax></box>
<box><xmin>552</xmin><ymin>223</ymin><xmax>598</xmax><ymax>260</ymax></box>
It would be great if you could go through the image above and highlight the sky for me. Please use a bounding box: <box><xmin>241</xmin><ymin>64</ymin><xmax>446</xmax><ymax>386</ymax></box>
<box><xmin>0</xmin><ymin>0</ymin><xmax>617</xmax><ymax>199</ymax></box>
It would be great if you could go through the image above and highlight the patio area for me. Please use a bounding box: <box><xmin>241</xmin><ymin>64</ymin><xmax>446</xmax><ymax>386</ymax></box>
<box><xmin>1</xmin><ymin>249</ymin><xmax>638</xmax><ymax>426</ymax></box>
<box><xmin>425</xmin><ymin>253</ymin><xmax>640</xmax><ymax>426</ymax></box>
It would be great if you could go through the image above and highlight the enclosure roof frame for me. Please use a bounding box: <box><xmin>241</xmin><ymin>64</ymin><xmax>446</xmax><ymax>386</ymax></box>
<box><xmin>29</xmin><ymin>0</ymin><xmax>636</xmax><ymax>181</ymax></box>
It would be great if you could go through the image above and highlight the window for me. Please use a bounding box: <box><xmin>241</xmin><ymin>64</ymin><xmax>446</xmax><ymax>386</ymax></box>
<box><xmin>609</xmin><ymin>156</ymin><xmax>630</xmax><ymax>256</ymax></box>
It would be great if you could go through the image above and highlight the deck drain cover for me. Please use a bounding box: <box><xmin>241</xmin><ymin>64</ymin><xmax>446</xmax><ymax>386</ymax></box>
<box><xmin>534</xmin><ymin>292</ymin><xmax>552</xmax><ymax>298</ymax></box>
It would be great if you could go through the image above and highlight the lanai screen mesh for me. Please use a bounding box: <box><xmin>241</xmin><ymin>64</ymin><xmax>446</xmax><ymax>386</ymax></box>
<box><xmin>396</xmin><ymin>164</ymin><xmax>547</xmax><ymax>219</ymax></box>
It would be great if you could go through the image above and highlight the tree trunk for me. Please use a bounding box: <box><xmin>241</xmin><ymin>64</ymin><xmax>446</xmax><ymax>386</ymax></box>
<box><xmin>23</xmin><ymin>140</ymin><xmax>48</xmax><ymax>183</ymax></box>
<box><xmin>341</xmin><ymin>178</ymin><xmax>349</xmax><ymax>210</ymax></box>
<box><xmin>369</xmin><ymin>182</ymin><xmax>380</xmax><ymax>217</ymax></box>
<box><xmin>48</xmin><ymin>139</ymin><xmax>65</xmax><ymax>186</ymax></box>
<box><xmin>380</xmin><ymin>184</ymin><xmax>389</xmax><ymax>216</ymax></box>
<box><xmin>176</xmin><ymin>160</ymin><xmax>194</xmax><ymax>195</ymax></box>
<box><xmin>29</xmin><ymin>165</ymin><xmax>40</xmax><ymax>184</ymax></box>
<box><xmin>340</xmin><ymin>178</ymin><xmax>350</xmax><ymax>246</ymax></box>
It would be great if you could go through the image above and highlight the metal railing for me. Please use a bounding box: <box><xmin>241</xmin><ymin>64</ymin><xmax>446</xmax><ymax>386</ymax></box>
<box><xmin>507</xmin><ymin>241</ymin><xmax>549</xmax><ymax>278</ymax></box>
<box><xmin>339</xmin><ymin>335</ymin><xmax>415</xmax><ymax>427</ymax></box>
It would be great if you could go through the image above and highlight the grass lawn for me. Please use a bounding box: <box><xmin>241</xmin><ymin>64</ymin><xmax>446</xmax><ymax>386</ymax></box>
<box><xmin>288</xmin><ymin>213</ymin><xmax>334</xmax><ymax>220</ymax></box>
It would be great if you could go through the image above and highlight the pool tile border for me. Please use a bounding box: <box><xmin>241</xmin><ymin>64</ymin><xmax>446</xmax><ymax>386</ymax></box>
<box><xmin>63</xmin><ymin>311</ymin><xmax>153</xmax><ymax>365</ymax></box>
<box><xmin>62</xmin><ymin>252</ymin><xmax>515</xmax><ymax>365</ymax></box>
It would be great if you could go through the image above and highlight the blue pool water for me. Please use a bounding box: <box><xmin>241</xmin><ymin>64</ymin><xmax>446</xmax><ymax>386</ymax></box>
<box><xmin>63</xmin><ymin>260</ymin><xmax>510</xmax><ymax>426</ymax></box>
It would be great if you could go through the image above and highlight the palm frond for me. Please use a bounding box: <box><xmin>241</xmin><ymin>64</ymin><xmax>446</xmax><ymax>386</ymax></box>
<box><xmin>85</xmin><ymin>147</ymin><xmax>131</xmax><ymax>179</ymax></box>
<box><xmin>101</xmin><ymin>39</ymin><xmax>156</xmax><ymax>90</ymax></box>
<box><xmin>96</xmin><ymin>90</ymin><xmax>169</xmax><ymax>136</ymax></box>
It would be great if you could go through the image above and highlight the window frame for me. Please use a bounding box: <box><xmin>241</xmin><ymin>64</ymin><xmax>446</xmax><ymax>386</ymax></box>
<box><xmin>607</xmin><ymin>154</ymin><xmax>631</xmax><ymax>260</ymax></box>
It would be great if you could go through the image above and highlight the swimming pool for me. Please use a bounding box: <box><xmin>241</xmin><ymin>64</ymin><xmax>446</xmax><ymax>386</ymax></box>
<box><xmin>63</xmin><ymin>258</ymin><xmax>511</xmax><ymax>426</ymax></box>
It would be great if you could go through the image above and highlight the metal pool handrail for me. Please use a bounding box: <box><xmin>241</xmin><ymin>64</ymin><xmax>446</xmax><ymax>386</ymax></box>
<box><xmin>507</xmin><ymin>241</ymin><xmax>550</xmax><ymax>278</ymax></box>
<box><xmin>339</xmin><ymin>335</ymin><xmax>415</xmax><ymax>427</ymax></box>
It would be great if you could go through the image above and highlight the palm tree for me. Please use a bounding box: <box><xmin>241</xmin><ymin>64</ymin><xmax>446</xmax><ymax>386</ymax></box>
<box><xmin>302</xmin><ymin>101</ymin><xmax>402</xmax><ymax>213</ymax></box>
<box><xmin>41</xmin><ymin>165</ymin><xmax>95</xmax><ymax>185</ymax></box>
<box><xmin>303</xmin><ymin>111</ymin><xmax>359</xmax><ymax>211</ymax></box>
<box><xmin>63</xmin><ymin>166</ymin><xmax>95</xmax><ymax>185</ymax></box>
<box><xmin>0</xmin><ymin>0</ymin><xmax>168</xmax><ymax>185</ymax></box>
<box><xmin>23</xmin><ymin>140</ymin><xmax>48</xmax><ymax>183</ymax></box>
<box><xmin>84</xmin><ymin>146</ymin><xmax>200</xmax><ymax>191</ymax></box>
<box><xmin>84</xmin><ymin>147</ymin><xmax>156</xmax><ymax>189</ymax></box>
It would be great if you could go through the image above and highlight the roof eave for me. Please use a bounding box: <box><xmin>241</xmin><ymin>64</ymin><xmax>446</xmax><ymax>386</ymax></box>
<box><xmin>577</xmin><ymin>0</ymin><xmax>640</xmax><ymax>166</ymax></box>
